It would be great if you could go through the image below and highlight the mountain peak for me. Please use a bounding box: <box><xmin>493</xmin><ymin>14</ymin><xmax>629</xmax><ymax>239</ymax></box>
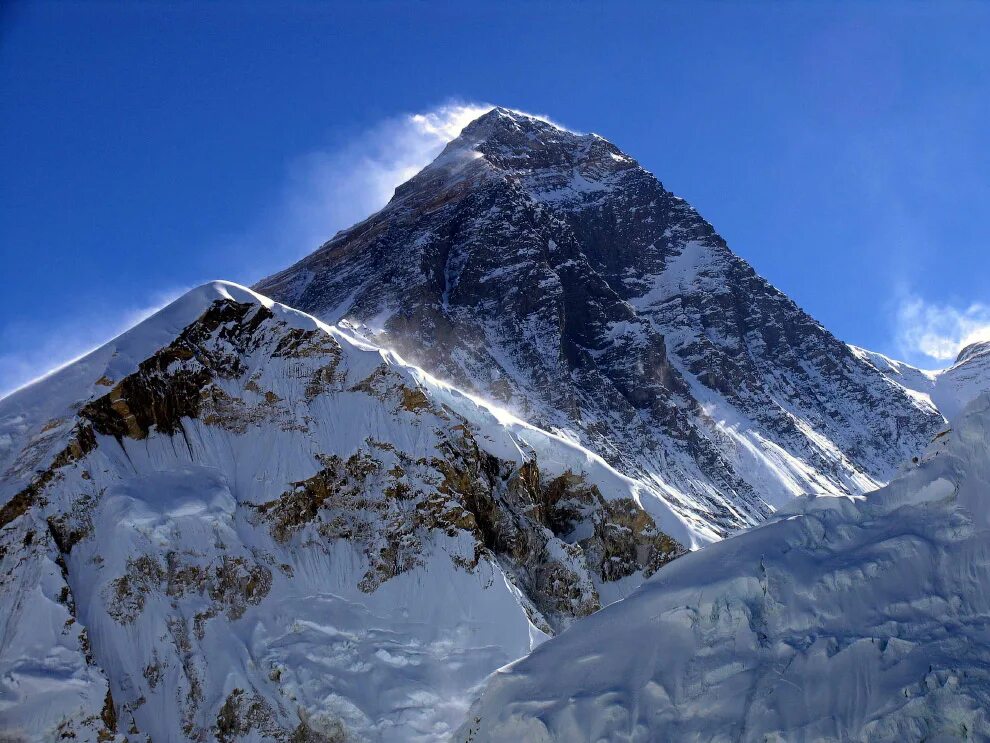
<box><xmin>446</xmin><ymin>105</ymin><xmax>582</xmax><ymax>156</ymax></box>
<box><xmin>956</xmin><ymin>340</ymin><xmax>990</xmax><ymax>365</ymax></box>
<box><xmin>429</xmin><ymin>105</ymin><xmax>637</xmax><ymax>194</ymax></box>
<box><xmin>460</xmin><ymin>106</ymin><xmax>567</xmax><ymax>136</ymax></box>
<box><xmin>255</xmin><ymin>107</ymin><xmax>941</xmax><ymax>541</ymax></box>
<box><xmin>391</xmin><ymin>106</ymin><xmax>636</xmax><ymax>212</ymax></box>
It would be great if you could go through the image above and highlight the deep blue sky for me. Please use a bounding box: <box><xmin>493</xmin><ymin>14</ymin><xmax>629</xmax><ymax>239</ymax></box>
<box><xmin>2</xmin><ymin>1</ymin><xmax>989</xmax><ymax>395</ymax></box>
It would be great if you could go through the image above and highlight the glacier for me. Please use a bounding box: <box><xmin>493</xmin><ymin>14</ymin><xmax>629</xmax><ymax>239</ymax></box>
<box><xmin>460</xmin><ymin>384</ymin><xmax>990</xmax><ymax>742</ymax></box>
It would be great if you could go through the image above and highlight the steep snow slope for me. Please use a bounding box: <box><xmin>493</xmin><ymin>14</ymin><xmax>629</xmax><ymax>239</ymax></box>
<box><xmin>460</xmin><ymin>387</ymin><xmax>990</xmax><ymax>741</ymax></box>
<box><xmin>257</xmin><ymin>107</ymin><xmax>941</xmax><ymax>538</ymax></box>
<box><xmin>848</xmin><ymin>344</ymin><xmax>939</xmax><ymax>411</ymax></box>
<box><xmin>934</xmin><ymin>341</ymin><xmax>990</xmax><ymax>422</ymax></box>
<box><xmin>851</xmin><ymin>341</ymin><xmax>990</xmax><ymax>425</ymax></box>
<box><xmin>0</xmin><ymin>282</ymin><xmax>685</xmax><ymax>742</ymax></box>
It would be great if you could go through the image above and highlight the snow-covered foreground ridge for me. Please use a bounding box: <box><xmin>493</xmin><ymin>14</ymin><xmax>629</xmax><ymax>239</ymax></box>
<box><xmin>460</xmin><ymin>389</ymin><xmax>990</xmax><ymax>742</ymax></box>
<box><xmin>0</xmin><ymin>281</ymin><xmax>686</xmax><ymax>741</ymax></box>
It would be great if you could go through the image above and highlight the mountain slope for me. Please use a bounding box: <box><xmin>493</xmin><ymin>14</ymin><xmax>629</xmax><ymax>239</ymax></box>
<box><xmin>460</xmin><ymin>388</ymin><xmax>990</xmax><ymax>742</ymax></box>
<box><xmin>256</xmin><ymin>107</ymin><xmax>941</xmax><ymax>541</ymax></box>
<box><xmin>933</xmin><ymin>341</ymin><xmax>990</xmax><ymax>421</ymax></box>
<box><xmin>848</xmin><ymin>344</ymin><xmax>939</xmax><ymax>410</ymax></box>
<box><xmin>0</xmin><ymin>282</ymin><xmax>684</xmax><ymax>742</ymax></box>
<box><xmin>851</xmin><ymin>341</ymin><xmax>990</xmax><ymax>426</ymax></box>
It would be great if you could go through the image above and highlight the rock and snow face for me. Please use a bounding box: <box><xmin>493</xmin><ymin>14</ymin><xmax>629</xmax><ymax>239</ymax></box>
<box><xmin>459</xmin><ymin>388</ymin><xmax>990</xmax><ymax>742</ymax></box>
<box><xmin>851</xmin><ymin>340</ymin><xmax>990</xmax><ymax>427</ymax></box>
<box><xmin>0</xmin><ymin>282</ymin><xmax>684</xmax><ymax>742</ymax></box>
<box><xmin>256</xmin><ymin>106</ymin><xmax>942</xmax><ymax>543</ymax></box>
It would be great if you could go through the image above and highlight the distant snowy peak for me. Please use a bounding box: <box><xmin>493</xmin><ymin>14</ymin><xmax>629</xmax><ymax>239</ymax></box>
<box><xmin>847</xmin><ymin>344</ymin><xmax>939</xmax><ymax>411</ymax></box>
<box><xmin>933</xmin><ymin>339</ymin><xmax>990</xmax><ymax>421</ymax></box>
<box><xmin>257</xmin><ymin>107</ymin><xmax>943</xmax><ymax>538</ymax></box>
<box><xmin>850</xmin><ymin>339</ymin><xmax>990</xmax><ymax>425</ymax></box>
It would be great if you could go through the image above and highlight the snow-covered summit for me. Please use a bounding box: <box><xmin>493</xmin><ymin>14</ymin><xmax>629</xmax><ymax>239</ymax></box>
<box><xmin>257</xmin><ymin>107</ymin><xmax>942</xmax><ymax>540</ymax></box>
<box><xmin>452</xmin><ymin>106</ymin><xmax>580</xmax><ymax>141</ymax></box>
<box><xmin>956</xmin><ymin>340</ymin><xmax>990</xmax><ymax>366</ymax></box>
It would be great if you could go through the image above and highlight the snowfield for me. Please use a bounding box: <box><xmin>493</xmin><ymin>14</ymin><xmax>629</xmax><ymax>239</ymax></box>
<box><xmin>459</xmin><ymin>390</ymin><xmax>990</xmax><ymax>742</ymax></box>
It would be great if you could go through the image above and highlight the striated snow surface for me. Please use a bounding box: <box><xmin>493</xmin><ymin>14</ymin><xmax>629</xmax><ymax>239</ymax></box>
<box><xmin>459</xmin><ymin>373</ymin><xmax>990</xmax><ymax>742</ymax></box>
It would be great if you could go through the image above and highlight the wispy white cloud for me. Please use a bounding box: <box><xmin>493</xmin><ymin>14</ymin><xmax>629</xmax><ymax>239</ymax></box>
<box><xmin>1</xmin><ymin>101</ymin><xmax>497</xmax><ymax>399</ymax></box>
<box><xmin>0</xmin><ymin>287</ymin><xmax>188</xmax><ymax>399</ymax></box>
<box><xmin>894</xmin><ymin>293</ymin><xmax>990</xmax><ymax>366</ymax></box>
<box><xmin>238</xmin><ymin>101</ymin><xmax>494</xmax><ymax>273</ymax></box>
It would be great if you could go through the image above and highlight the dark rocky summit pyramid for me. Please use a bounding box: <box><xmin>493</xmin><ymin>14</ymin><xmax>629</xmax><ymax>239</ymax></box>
<box><xmin>257</xmin><ymin>106</ymin><xmax>942</xmax><ymax>540</ymax></box>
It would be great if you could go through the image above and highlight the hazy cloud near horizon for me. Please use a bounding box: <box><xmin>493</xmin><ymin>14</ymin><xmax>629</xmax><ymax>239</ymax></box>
<box><xmin>894</xmin><ymin>292</ymin><xmax>990</xmax><ymax>367</ymax></box>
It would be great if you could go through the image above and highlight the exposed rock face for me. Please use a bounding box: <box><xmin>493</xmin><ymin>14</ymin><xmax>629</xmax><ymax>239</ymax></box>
<box><xmin>257</xmin><ymin>107</ymin><xmax>942</xmax><ymax>538</ymax></box>
<box><xmin>0</xmin><ymin>283</ymin><xmax>683</xmax><ymax>742</ymax></box>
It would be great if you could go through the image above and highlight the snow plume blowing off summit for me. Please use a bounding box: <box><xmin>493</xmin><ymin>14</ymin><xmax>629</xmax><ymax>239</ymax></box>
<box><xmin>0</xmin><ymin>104</ymin><xmax>494</xmax><ymax>400</ymax></box>
<box><xmin>238</xmin><ymin>102</ymin><xmax>575</xmax><ymax>277</ymax></box>
<box><xmin>265</xmin><ymin>102</ymin><xmax>570</xmax><ymax>264</ymax></box>
<box><xmin>268</xmin><ymin>102</ymin><xmax>494</xmax><ymax>260</ymax></box>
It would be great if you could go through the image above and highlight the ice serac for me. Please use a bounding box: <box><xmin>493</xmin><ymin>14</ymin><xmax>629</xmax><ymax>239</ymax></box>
<box><xmin>256</xmin><ymin>106</ymin><xmax>942</xmax><ymax>541</ymax></box>
<box><xmin>459</xmin><ymin>378</ymin><xmax>990</xmax><ymax>742</ymax></box>
<box><xmin>0</xmin><ymin>282</ymin><xmax>684</xmax><ymax>742</ymax></box>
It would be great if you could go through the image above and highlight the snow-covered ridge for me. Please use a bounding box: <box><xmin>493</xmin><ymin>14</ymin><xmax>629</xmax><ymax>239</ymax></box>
<box><xmin>0</xmin><ymin>281</ymin><xmax>695</xmax><ymax>546</ymax></box>
<box><xmin>0</xmin><ymin>281</ymin><xmax>687</xmax><ymax>741</ymax></box>
<box><xmin>0</xmin><ymin>282</ymin><xmax>288</xmax><ymax>483</ymax></box>
<box><xmin>851</xmin><ymin>340</ymin><xmax>990</xmax><ymax>426</ymax></box>
<box><xmin>847</xmin><ymin>344</ymin><xmax>939</xmax><ymax>410</ymax></box>
<box><xmin>933</xmin><ymin>340</ymin><xmax>990</xmax><ymax>422</ymax></box>
<box><xmin>460</xmin><ymin>381</ymin><xmax>990</xmax><ymax>741</ymax></box>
